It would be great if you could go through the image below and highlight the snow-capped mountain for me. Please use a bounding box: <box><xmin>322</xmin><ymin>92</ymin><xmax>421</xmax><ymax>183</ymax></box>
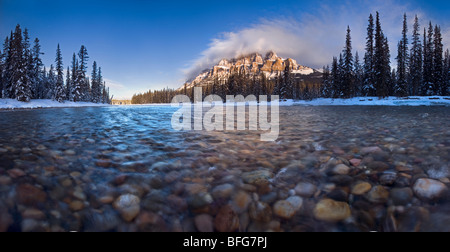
<box><xmin>181</xmin><ymin>51</ymin><xmax>322</xmax><ymax>90</ymax></box>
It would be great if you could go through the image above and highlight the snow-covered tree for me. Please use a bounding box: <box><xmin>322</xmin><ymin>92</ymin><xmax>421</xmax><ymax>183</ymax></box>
<box><xmin>30</xmin><ymin>38</ymin><xmax>44</xmax><ymax>99</ymax></box>
<box><xmin>97</xmin><ymin>66</ymin><xmax>104</xmax><ymax>102</ymax></box>
<box><xmin>54</xmin><ymin>44</ymin><xmax>65</xmax><ymax>102</ymax></box>
<box><xmin>90</xmin><ymin>61</ymin><xmax>102</xmax><ymax>103</ymax></box>
<box><xmin>1</xmin><ymin>36</ymin><xmax>11</xmax><ymax>98</ymax></box>
<box><xmin>65</xmin><ymin>67</ymin><xmax>71</xmax><ymax>99</ymax></box>
<box><xmin>409</xmin><ymin>15</ymin><xmax>423</xmax><ymax>96</ymax></box>
<box><xmin>10</xmin><ymin>25</ymin><xmax>31</xmax><ymax>101</ymax></box>
<box><xmin>70</xmin><ymin>53</ymin><xmax>78</xmax><ymax>101</ymax></box>
<box><xmin>77</xmin><ymin>45</ymin><xmax>89</xmax><ymax>101</ymax></box>
<box><xmin>395</xmin><ymin>14</ymin><xmax>409</xmax><ymax>97</ymax></box>
<box><xmin>45</xmin><ymin>65</ymin><xmax>56</xmax><ymax>99</ymax></box>
<box><xmin>22</xmin><ymin>28</ymin><xmax>33</xmax><ymax>100</ymax></box>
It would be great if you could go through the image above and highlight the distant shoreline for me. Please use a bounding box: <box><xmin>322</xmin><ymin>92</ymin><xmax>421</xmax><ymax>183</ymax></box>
<box><xmin>2</xmin><ymin>96</ymin><xmax>449</xmax><ymax>110</ymax></box>
<box><xmin>126</xmin><ymin>96</ymin><xmax>450</xmax><ymax>107</ymax></box>
<box><xmin>0</xmin><ymin>99</ymin><xmax>109</xmax><ymax>111</ymax></box>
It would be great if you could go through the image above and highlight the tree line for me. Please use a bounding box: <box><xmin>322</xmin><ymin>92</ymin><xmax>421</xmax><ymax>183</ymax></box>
<box><xmin>322</xmin><ymin>12</ymin><xmax>449</xmax><ymax>98</ymax></box>
<box><xmin>131</xmin><ymin>70</ymin><xmax>322</xmax><ymax>104</ymax></box>
<box><xmin>0</xmin><ymin>24</ymin><xmax>111</xmax><ymax>103</ymax></box>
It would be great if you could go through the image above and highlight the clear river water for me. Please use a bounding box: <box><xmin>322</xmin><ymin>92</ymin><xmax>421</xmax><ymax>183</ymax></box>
<box><xmin>0</xmin><ymin>105</ymin><xmax>449</xmax><ymax>232</ymax></box>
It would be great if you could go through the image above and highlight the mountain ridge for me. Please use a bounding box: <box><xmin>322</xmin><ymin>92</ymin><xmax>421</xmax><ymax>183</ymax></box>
<box><xmin>181</xmin><ymin>51</ymin><xmax>322</xmax><ymax>90</ymax></box>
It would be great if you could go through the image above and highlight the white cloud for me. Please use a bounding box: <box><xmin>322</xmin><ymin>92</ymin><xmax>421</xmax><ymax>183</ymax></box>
<box><xmin>183</xmin><ymin>0</ymin><xmax>448</xmax><ymax>81</ymax></box>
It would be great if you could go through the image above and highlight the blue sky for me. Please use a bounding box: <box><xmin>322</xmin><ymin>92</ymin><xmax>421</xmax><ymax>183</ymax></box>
<box><xmin>1</xmin><ymin>0</ymin><xmax>449</xmax><ymax>99</ymax></box>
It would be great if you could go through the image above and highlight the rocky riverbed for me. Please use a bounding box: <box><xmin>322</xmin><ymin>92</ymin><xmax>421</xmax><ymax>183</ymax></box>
<box><xmin>0</xmin><ymin>105</ymin><xmax>449</xmax><ymax>232</ymax></box>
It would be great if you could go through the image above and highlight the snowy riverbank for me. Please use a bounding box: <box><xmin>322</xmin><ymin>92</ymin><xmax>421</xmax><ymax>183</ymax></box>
<box><xmin>2</xmin><ymin>96</ymin><xmax>448</xmax><ymax>110</ymax></box>
<box><xmin>283</xmin><ymin>96</ymin><xmax>450</xmax><ymax>106</ymax></box>
<box><xmin>130</xmin><ymin>96</ymin><xmax>450</xmax><ymax>107</ymax></box>
<box><xmin>0</xmin><ymin>99</ymin><xmax>110</xmax><ymax>110</ymax></box>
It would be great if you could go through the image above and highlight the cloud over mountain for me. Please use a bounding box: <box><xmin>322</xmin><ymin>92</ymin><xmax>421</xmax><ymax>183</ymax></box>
<box><xmin>183</xmin><ymin>0</ymin><xmax>450</xmax><ymax>81</ymax></box>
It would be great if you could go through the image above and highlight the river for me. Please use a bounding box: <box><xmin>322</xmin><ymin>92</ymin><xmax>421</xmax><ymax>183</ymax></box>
<box><xmin>0</xmin><ymin>105</ymin><xmax>449</xmax><ymax>232</ymax></box>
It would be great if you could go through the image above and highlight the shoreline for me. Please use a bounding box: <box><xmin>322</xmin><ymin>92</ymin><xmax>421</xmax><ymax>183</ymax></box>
<box><xmin>129</xmin><ymin>96</ymin><xmax>450</xmax><ymax>107</ymax></box>
<box><xmin>0</xmin><ymin>99</ymin><xmax>110</xmax><ymax>111</ymax></box>
<box><xmin>1</xmin><ymin>96</ymin><xmax>449</xmax><ymax>110</ymax></box>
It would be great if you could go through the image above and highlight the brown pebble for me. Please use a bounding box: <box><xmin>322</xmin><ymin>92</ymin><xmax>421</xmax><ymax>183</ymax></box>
<box><xmin>214</xmin><ymin>205</ymin><xmax>239</xmax><ymax>232</ymax></box>
<box><xmin>99</xmin><ymin>196</ymin><xmax>114</xmax><ymax>204</ymax></box>
<box><xmin>194</xmin><ymin>214</ymin><xmax>214</xmax><ymax>232</ymax></box>
<box><xmin>7</xmin><ymin>168</ymin><xmax>26</xmax><ymax>178</ymax></box>
<box><xmin>0</xmin><ymin>176</ymin><xmax>12</xmax><ymax>185</ymax></box>
<box><xmin>16</xmin><ymin>184</ymin><xmax>47</xmax><ymax>206</ymax></box>
<box><xmin>69</xmin><ymin>201</ymin><xmax>85</xmax><ymax>211</ymax></box>
<box><xmin>22</xmin><ymin>209</ymin><xmax>46</xmax><ymax>220</ymax></box>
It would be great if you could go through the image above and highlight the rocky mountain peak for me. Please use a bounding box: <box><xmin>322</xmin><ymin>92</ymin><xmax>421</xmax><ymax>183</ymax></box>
<box><xmin>182</xmin><ymin>51</ymin><xmax>320</xmax><ymax>90</ymax></box>
<box><xmin>265</xmin><ymin>51</ymin><xmax>278</xmax><ymax>61</ymax></box>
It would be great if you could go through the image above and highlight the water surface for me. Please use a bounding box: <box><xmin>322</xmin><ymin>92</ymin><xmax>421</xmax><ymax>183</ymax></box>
<box><xmin>0</xmin><ymin>105</ymin><xmax>449</xmax><ymax>232</ymax></box>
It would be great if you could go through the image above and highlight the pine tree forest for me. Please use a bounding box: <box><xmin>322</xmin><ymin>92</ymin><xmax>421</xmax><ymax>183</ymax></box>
<box><xmin>0</xmin><ymin>24</ymin><xmax>112</xmax><ymax>103</ymax></box>
<box><xmin>324</xmin><ymin>12</ymin><xmax>449</xmax><ymax>98</ymax></box>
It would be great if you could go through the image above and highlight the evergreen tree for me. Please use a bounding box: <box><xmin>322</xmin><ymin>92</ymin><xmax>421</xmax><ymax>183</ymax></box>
<box><xmin>65</xmin><ymin>67</ymin><xmax>71</xmax><ymax>99</ymax></box>
<box><xmin>354</xmin><ymin>52</ymin><xmax>363</xmax><ymax>96</ymax></box>
<box><xmin>433</xmin><ymin>25</ymin><xmax>444</xmax><ymax>95</ymax></box>
<box><xmin>91</xmin><ymin>61</ymin><xmax>101</xmax><ymax>103</ymax></box>
<box><xmin>383</xmin><ymin>35</ymin><xmax>392</xmax><ymax>96</ymax></box>
<box><xmin>342</xmin><ymin>26</ymin><xmax>354</xmax><ymax>98</ymax></box>
<box><xmin>337</xmin><ymin>53</ymin><xmax>344</xmax><ymax>97</ymax></box>
<box><xmin>282</xmin><ymin>63</ymin><xmax>293</xmax><ymax>99</ymax></box>
<box><xmin>97</xmin><ymin>67</ymin><xmax>104</xmax><ymax>102</ymax></box>
<box><xmin>363</xmin><ymin>14</ymin><xmax>375</xmax><ymax>96</ymax></box>
<box><xmin>373</xmin><ymin>13</ymin><xmax>390</xmax><ymax>98</ymax></box>
<box><xmin>331</xmin><ymin>56</ymin><xmax>339</xmax><ymax>98</ymax></box>
<box><xmin>321</xmin><ymin>65</ymin><xmax>332</xmax><ymax>98</ymax></box>
<box><xmin>409</xmin><ymin>15</ymin><xmax>423</xmax><ymax>96</ymax></box>
<box><xmin>75</xmin><ymin>45</ymin><xmax>89</xmax><ymax>101</ymax></box>
<box><xmin>444</xmin><ymin>49</ymin><xmax>450</xmax><ymax>95</ymax></box>
<box><xmin>395</xmin><ymin>14</ymin><xmax>409</xmax><ymax>97</ymax></box>
<box><xmin>0</xmin><ymin>47</ymin><xmax>4</xmax><ymax>98</ymax></box>
<box><xmin>30</xmin><ymin>38</ymin><xmax>44</xmax><ymax>99</ymax></box>
<box><xmin>374</xmin><ymin>12</ymin><xmax>384</xmax><ymax>97</ymax></box>
<box><xmin>45</xmin><ymin>65</ymin><xmax>56</xmax><ymax>99</ymax></box>
<box><xmin>54</xmin><ymin>44</ymin><xmax>65</xmax><ymax>102</ymax></box>
<box><xmin>70</xmin><ymin>53</ymin><xmax>78</xmax><ymax>101</ymax></box>
<box><xmin>10</xmin><ymin>25</ymin><xmax>31</xmax><ymax>101</ymax></box>
<box><xmin>423</xmin><ymin>23</ymin><xmax>434</xmax><ymax>95</ymax></box>
<box><xmin>1</xmin><ymin>36</ymin><xmax>11</xmax><ymax>98</ymax></box>
<box><xmin>0</xmin><ymin>48</ymin><xmax>2</xmax><ymax>97</ymax></box>
<box><xmin>390</xmin><ymin>69</ymin><xmax>397</xmax><ymax>96</ymax></box>
<box><xmin>22</xmin><ymin>28</ymin><xmax>32</xmax><ymax>101</ymax></box>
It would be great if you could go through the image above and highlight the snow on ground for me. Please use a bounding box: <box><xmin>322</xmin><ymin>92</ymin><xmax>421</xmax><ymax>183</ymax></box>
<box><xmin>0</xmin><ymin>99</ymin><xmax>109</xmax><ymax>110</ymax></box>
<box><xmin>188</xmin><ymin>96</ymin><xmax>450</xmax><ymax>106</ymax></box>
<box><xmin>5</xmin><ymin>96</ymin><xmax>446</xmax><ymax>110</ymax></box>
<box><xmin>283</xmin><ymin>96</ymin><xmax>450</xmax><ymax>106</ymax></box>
